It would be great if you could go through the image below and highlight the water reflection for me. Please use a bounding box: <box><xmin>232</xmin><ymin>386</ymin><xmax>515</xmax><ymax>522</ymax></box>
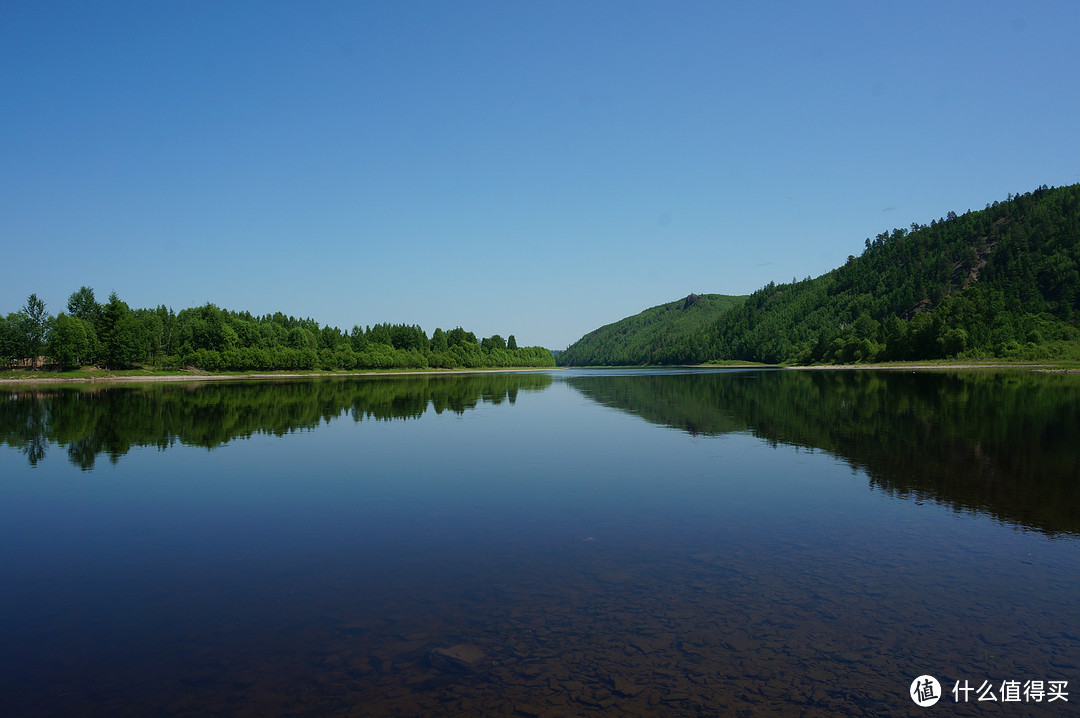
<box><xmin>561</xmin><ymin>369</ymin><xmax>1080</xmax><ymax>536</ymax></box>
<box><xmin>4</xmin><ymin>368</ymin><xmax>1079</xmax><ymax>537</ymax></box>
<box><xmin>0</xmin><ymin>368</ymin><xmax>1077</xmax><ymax>716</ymax></box>
<box><xmin>0</xmin><ymin>373</ymin><xmax>551</xmax><ymax>470</ymax></box>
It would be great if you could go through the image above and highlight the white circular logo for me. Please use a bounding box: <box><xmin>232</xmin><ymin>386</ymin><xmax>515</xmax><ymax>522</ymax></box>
<box><xmin>910</xmin><ymin>675</ymin><xmax>941</xmax><ymax>707</ymax></box>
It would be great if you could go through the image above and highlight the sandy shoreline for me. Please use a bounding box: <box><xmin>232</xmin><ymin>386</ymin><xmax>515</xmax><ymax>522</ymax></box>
<box><xmin>2</xmin><ymin>363</ymin><xmax>1075</xmax><ymax>386</ymax></box>
<box><xmin>0</xmin><ymin>367</ymin><xmax>562</xmax><ymax>386</ymax></box>
<box><xmin>788</xmin><ymin>363</ymin><xmax>1056</xmax><ymax>371</ymax></box>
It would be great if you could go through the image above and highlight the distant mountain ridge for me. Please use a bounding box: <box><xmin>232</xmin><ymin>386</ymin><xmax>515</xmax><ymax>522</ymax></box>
<box><xmin>560</xmin><ymin>183</ymin><xmax>1080</xmax><ymax>365</ymax></box>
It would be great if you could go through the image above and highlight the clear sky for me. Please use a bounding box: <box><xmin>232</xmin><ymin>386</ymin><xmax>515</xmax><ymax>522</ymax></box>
<box><xmin>3</xmin><ymin>1</ymin><xmax>1079</xmax><ymax>349</ymax></box>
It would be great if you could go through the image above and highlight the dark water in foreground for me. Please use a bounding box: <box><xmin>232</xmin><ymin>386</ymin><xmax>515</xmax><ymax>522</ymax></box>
<box><xmin>1</xmin><ymin>368</ymin><xmax>1078</xmax><ymax>717</ymax></box>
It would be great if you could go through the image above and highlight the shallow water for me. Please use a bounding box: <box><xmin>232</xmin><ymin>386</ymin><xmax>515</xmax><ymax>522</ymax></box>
<box><xmin>1</xmin><ymin>369</ymin><xmax>1077</xmax><ymax>716</ymax></box>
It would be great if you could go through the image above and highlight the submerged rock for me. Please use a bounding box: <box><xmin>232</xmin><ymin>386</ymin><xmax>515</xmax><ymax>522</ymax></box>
<box><xmin>429</xmin><ymin>644</ymin><xmax>486</xmax><ymax>673</ymax></box>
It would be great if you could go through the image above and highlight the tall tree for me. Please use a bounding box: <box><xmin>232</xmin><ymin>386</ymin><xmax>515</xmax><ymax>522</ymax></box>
<box><xmin>20</xmin><ymin>294</ymin><xmax>50</xmax><ymax>367</ymax></box>
<box><xmin>99</xmin><ymin>292</ymin><xmax>148</xmax><ymax>368</ymax></box>
<box><xmin>0</xmin><ymin>314</ymin><xmax>26</xmax><ymax>367</ymax></box>
<box><xmin>430</xmin><ymin>327</ymin><xmax>448</xmax><ymax>352</ymax></box>
<box><xmin>48</xmin><ymin>313</ymin><xmax>91</xmax><ymax>370</ymax></box>
<box><xmin>482</xmin><ymin>334</ymin><xmax>506</xmax><ymax>351</ymax></box>
<box><xmin>67</xmin><ymin>286</ymin><xmax>102</xmax><ymax>327</ymax></box>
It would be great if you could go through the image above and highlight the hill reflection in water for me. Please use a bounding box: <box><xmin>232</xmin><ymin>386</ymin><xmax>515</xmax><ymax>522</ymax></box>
<box><xmin>562</xmin><ymin>368</ymin><xmax>1080</xmax><ymax>536</ymax></box>
<box><xmin>1</xmin><ymin>369</ymin><xmax>1078</xmax><ymax>716</ymax></box>
<box><xmin>4</xmin><ymin>368</ymin><xmax>1077</xmax><ymax>536</ymax></box>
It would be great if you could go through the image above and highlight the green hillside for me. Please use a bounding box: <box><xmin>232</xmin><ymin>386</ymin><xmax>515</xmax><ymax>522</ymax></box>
<box><xmin>710</xmin><ymin>184</ymin><xmax>1080</xmax><ymax>364</ymax></box>
<box><xmin>557</xmin><ymin>293</ymin><xmax>746</xmax><ymax>366</ymax></box>
<box><xmin>561</xmin><ymin>183</ymin><xmax>1080</xmax><ymax>366</ymax></box>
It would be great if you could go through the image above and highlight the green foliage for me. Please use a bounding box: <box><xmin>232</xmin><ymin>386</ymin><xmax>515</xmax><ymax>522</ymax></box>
<box><xmin>562</xmin><ymin>183</ymin><xmax>1080</xmax><ymax>365</ymax></box>
<box><xmin>67</xmin><ymin>286</ymin><xmax>102</xmax><ymax>328</ymax></box>
<box><xmin>48</xmin><ymin>313</ymin><xmax>91</xmax><ymax>370</ymax></box>
<box><xmin>0</xmin><ymin>296</ymin><xmax>55</xmax><ymax>368</ymax></box>
<box><xmin>481</xmin><ymin>334</ymin><xmax>506</xmax><ymax>351</ymax></box>
<box><xmin>3</xmin><ymin>289</ymin><xmax>554</xmax><ymax>372</ymax></box>
<box><xmin>445</xmin><ymin>327</ymin><xmax>477</xmax><ymax>347</ymax></box>
<box><xmin>99</xmin><ymin>292</ymin><xmax>149</xmax><ymax>368</ymax></box>
<box><xmin>0</xmin><ymin>313</ymin><xmax>27</xmax><ymax>366</ymax></box>
<box><xmin>558</xmin><ymin>293</ymin><xmax>747</xmax><ymax>366</ymax></box>
<box><xmin>704</xmin><ymin>184</ymin><xmax>1080</xmax><ymax>364</ymax></box>
<box><xmin>430</xmin><ymin>327</ymin><xmax>448</xmax><ymax>352</ymax></box>
<box><xmin>20</xmin><ymin>294</ymin><xmax>49</xmax><ymax>364</ymax></box>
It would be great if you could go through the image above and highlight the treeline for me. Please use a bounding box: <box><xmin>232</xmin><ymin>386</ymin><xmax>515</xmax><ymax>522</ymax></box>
<box><xmin>0</xmin><ymin>288</ymin><xmax>554</xmax><ymax>371</ymax></box>
<box><xmin>560</xmin><ymin>183</ymin><xmax>1080</xmax><ymax>365</ymax></box>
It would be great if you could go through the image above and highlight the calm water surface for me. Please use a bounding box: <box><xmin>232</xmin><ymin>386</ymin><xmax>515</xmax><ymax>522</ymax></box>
<box><xmin>1</xmin><ymin>369</ymin><xmax>1078</xmax><ymax>716</ymax></box>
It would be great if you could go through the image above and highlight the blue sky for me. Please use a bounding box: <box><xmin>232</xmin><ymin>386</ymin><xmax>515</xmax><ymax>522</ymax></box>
<box><xmin>3</xmin><ymin>1</ymin><xmax>1079</xmax><ymax>349</ymax></box>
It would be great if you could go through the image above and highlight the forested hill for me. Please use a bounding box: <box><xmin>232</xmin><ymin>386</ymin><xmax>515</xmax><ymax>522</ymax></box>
<box><xmin>557</xmin><ymin>293</ymin><xmax>746</xmax><ymax>366</ymax></box>
<box><xmin>709</xmin><ymin>184</ymin><xmax>1080</xmax><ymax>364</ymax></box>
<box><xmin>560</xmin><ymin>183</ymin><xmax>1080</xmax><ymax>366</ymax></box>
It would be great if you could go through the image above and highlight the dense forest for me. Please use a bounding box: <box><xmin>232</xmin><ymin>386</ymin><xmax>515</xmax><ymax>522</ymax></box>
<box><xmin>560</xmin><ymin>183</ymin><xmax>1080</xmax><ymax>365</ymax></box>
<box><xmin>0</xmin><ymin>289</ymin><xmax>554</xmax><ymax>372</ymax></box>
<box><xmin>556</xmin><ymin>293</ymin><xmax>746</xmax><ymax>366</ymax></box>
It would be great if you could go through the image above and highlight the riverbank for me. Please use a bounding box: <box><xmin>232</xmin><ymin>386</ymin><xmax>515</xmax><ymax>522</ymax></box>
<box><xmin>5</xmin><ymin>362</ymin><xmax>1079</xmax><ymax>385</ymax></box>
<box><xmin>0</xmin><ymin>366</ymin><xmax>562</xmax><ymax>386</ymax></box>
<box><xmin>789</xmin><ymin>362</ymin><xmax>1053</xmax><ymax>370</ymax></box>
<box><xmin>700</xmin><ymin>359</ymin><xmax>1079</xmax><ymax>372</ymax></box>
<box><xmin>790</xmin><ymin>361</ymin><xmax>1080</xmax><ymax>372</ymax></box>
